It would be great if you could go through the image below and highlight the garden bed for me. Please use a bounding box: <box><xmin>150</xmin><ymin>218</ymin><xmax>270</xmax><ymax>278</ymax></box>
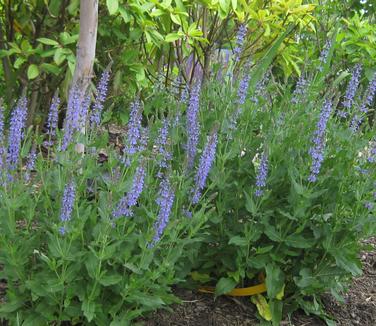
<box><xmin>142</xmin><ymin>238</ymin><xmax>376</xmax><ymax>326</ymax></box>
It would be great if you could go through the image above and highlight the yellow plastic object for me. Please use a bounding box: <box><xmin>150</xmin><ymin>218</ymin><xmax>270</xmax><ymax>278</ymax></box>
<box><xmin>198</xmin><ymin>282</ymin><xmax>267</xmax><ymax>297</ymax></box>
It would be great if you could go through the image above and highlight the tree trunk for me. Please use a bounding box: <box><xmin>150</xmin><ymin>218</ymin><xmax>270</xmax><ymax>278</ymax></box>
<box><xmin>73</xmin><ymin>0</ymin><xmax>98</xmax><ymax>154</ymax></box>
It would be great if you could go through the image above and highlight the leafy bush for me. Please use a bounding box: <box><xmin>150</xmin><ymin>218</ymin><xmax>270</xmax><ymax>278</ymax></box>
<box><xmin>178</xmin><ymin>41</ymin><xmax>376</xmax><ymax>324</ymax></box>
<box><xmin>0</xmin><ymin>80</ymin><xmax>213</xmax><ymax>324</ymax></box>
<box><xmin>0</xmin><ymin>35</ymin><xmax>375</xmax><ymax>325</ymax></box>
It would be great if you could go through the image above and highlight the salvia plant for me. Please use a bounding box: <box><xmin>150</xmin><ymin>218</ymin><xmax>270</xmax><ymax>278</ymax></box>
<box><xmin>0</xmin><ymin>35</ymin><xmax>375</xmax><ymax>326</ymax></box>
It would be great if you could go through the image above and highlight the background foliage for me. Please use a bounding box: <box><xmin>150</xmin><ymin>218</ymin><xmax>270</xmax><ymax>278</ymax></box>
<box><xmin>0</xmin><ymin>0</ymin><xmax>374</xmax><ymax>125</ymax></box>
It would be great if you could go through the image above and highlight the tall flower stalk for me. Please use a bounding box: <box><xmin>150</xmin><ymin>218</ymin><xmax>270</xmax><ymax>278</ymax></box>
<box><xmin>339</xmin><ymin>64</ymin><xmax>362</xmax><ymax>118</ymax></box>
<box><xmin>24</xmin><ymin>146</ymin><xmax>37</xmax><ymax>182</ymax></box>
<box><xmin>150</xmin><ymin>176</ymin><xmax>175</xmax><ymax>246</ymax></box>
<box><xmin>233</xmin><ymin>24</ymin><xmax>247</xmax><ymax>64</ymax></box>
<box><xmin>191</xmin><ymin>128</ymin><xmax>218</xmax><ymax>205</ymax></box>
<box><xmin>350</xmin><ymin>72</ymin><xmax>376</xmax><ymax>131</ymax></box>
<box><xmin>45</xmin><ymin>94</ymin><xmax>60</xmax><ymax>147</ymax></box>
<box><xmin>228</xmin><ymin>61</ymin><xmax>251</xmax><ymax>136</ymax></box>
<box><xmin>59</xmin><ymin>181</ymin><xmax>76</xmax><ymax>235</ymax></box>
<box><xmin>113</xmin><ymin>163</ymin><xmax>146</xmax><ymax>218</ymax></box>
<box><xmin>123</xmin><ymin>99</ymin><xmax>143</xmax><ymax>166</ymax></box>
<box><xmin>0</xmin><ymin>103</ymin><xmax>5</xmax><ymax>172</ymax></box>
<box><xmin>255</xmin><ymin>152</ymin><xmax>269</xmax><ymax>197</ymax></box>
<box><xmin>90</xmin><ymin>70</ymin><xmax>110</xmax><ymax>126</ymax></box>
<box><xmin>156</xmin><ymin>119</ymin><xmax>172</xmax><ymax>177</ymax></box>
<box><xmin>308</xmin><ymin>99</ymin><xmax>333</xmax><ymax>182</ymax></box>
<box><xmin>6</xmin><ymin>97</ymin><xmax>28</xmax><ymax>172</ymax></box>
<box><xmin>292</xmin><ymin>75</ymin><xmax>309</xmax><ymax>105</ymax></box>
<box><xmin>186</xmin><ymin>81</ymin><xmax>201</xmax><ymax>170</ymax></box>
<box><xmin>318</xmin><ymin>40</ymin><xmax>332</xmax><ymax>72</ymax></box>
<box><xmin>61</xmin><ymin>87</ymin><xmax>88</xmax><ymax>151</ymax></box>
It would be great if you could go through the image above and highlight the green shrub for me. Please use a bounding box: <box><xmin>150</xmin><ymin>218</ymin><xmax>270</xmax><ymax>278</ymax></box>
<box><xmin>0</xmin><ymin>35</ymin><xmax>375</xmax><ymax>325</ymax></box>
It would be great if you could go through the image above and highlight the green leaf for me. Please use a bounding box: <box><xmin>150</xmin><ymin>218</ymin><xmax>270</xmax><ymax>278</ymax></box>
<box><xmin>37</xmin><ymin>37</ymin><xmax>59</xmax><ymax>46</ymax></box>
<box><xmin>332</xmin><ymin>250</ymin><xmax>362</xmax><ymax>276</ymax></box>
<box><xmin>191</xmin><ymin>271</ymin><xmax>211</xmax><ymax>283</ymax></box>
<box><xmin>119</xmin><ymin>7</ymin><xmax>131</xmax><ymax>23</ymax></box>
<box><xmin>165</xmin><ymin>32</ymin><xmax>183</xmax><ymax>43</ymax></box>
<box><xmin>264</xmin><ymin>225</ymin><xmax>283</xmax><ymax>242</ymax></box>
<box><xmin>251</xmin><ymin>294</ymin><xmax>272</xmax><ymax>321</ymax></box>
<box><xmin>54</xmin><ymin>48</ymin><xmax>66</xmax><ymax>65</ymax></box>
<box><xmin>219</xmin><ymin>0</ymin><xmax>230</xmax><ymax>14</ymax></box>
<box><xmin>133</xmin><ymin>293</ymin><xmax>165</xmax><ymax>309</ymax></box>
<box><xmin>244</xmin><ymin>191</ymin><xmax>257</xmax><ymax>215</ymax></box>
<box><xmin>249</xmin><ymin>25</ymin><xmax>294</xmax><ymax>92</ymax></box>
<box><xmin>99</xmin><ymin>274</ymin><xmax>122</xmax><ymax>286</ymax></box>
<box><xmin>107</xmin><ymin>0</ymin><xmax>119</xmax><ymax>15</ymax></box>
<box><xmin>82</xmin><ymin>299</ymin><xmax>96</xmax><ymax>322</ymax></box>
<box><xmin>59</xmin><ymin>32</ymin><xmax>78</xmax><ymax>45</ymax></box>
<box><xmin>85</xmin><ymin>253</ymin><xmax>98</xmax><ymax>279</ymax></box>
<box><xmin>14</xmin><ymin>57</ymin><xmax>26</xmax><ymax>69</ymax></box>
<box><xmin>215</xmin><ymin>277</ymin><xmax>237</xmax><ymax>296</ymax></box>
<box><xmin>228</xmin><ymin>235</ymin><xmax>248</xmax><ymax>246</ymax></box>
<box><xmin>40</xmin><ymin>63</ymin><xmax>60</xmax><ymax>75</ymax></box>
<box><xmin>265</xmin><ymin>263</ymin><xmax>285</xmax><ymax>299</ymax></box>
<box><xmin>285</xmin><ymin>234</ymin><xmax>315</xmax><ymax>249</ymax></box>
<box><xmin>27</xmin><ymin>64</ymin><xmax>39</xmax><ymax>80</ymax></box>
<box><xmin>270</xmin><ymin>299</ymin><xmax>283</xmax><ymax>326</ymax></box>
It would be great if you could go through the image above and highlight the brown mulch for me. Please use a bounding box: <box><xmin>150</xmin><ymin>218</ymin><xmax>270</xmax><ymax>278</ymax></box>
<box><xmin>141</xmin><ymin>238</ymin><xmax>376</xmax><ymax>326</ymax></box>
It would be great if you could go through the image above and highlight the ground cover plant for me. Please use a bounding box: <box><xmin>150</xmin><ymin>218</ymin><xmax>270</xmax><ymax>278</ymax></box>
<box><xmin>0</xmin><ymin>14</ymin><xmax>375</xmax><ymax>326</ymax></box>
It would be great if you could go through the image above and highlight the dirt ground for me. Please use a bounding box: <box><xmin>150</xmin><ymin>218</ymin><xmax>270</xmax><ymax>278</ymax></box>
<box><xmin>141</xmin><ymin>238</ymin><xmax>376</xmax><ymax>326</ymax></box>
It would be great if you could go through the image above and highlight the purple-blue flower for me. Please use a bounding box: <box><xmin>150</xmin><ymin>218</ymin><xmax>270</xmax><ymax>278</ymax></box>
<box><xmin>233</xmin><ymin>24</ymin><xmax>247</xmax><ymax>63</ymax></box>
<box><xmin>61</xmin><ymin>87</ymin><xmax>88</xmax><ymax>151</ymax></box>
<box><xmin>59</xmin><ymin>181</ymin><xmax>76</xmax><ymax>234</ymax></box>
<box><xmin>79</xmin><ymin>94</ymin><xmax>91</xmax><ymax>130</ymax></box>
<box><xmin>318</xmin><ymin>40</ymin><xmax>332</xmax><ymax>72</ymax></box>
<box><xmin>138</xmin><ymin>127</ymin><xmax>149</xmax><ymax>153</ymax></box>
<box><xmin>191</xmin><ymin>129</ymin><xmax>218</xmax><ymax>204</ymax></box>
<box><xmin>251</xmin><ymin>70</ymin><xmax>270</xmax><ymax>105</ymax></box>
<box><xmin>227</xmin><ymin>62</ymin><xmax>251</xmax><ymax>135</ymax></box>
<box><xmin>113</xmin><ymin>163</ymin><xmax>146</xmax><ymax>218</ymax></box>
<box><xmin>24</xmin><ymin>146</ymin><xmax>37</xmax><ymax>182</ymax></box>
<box><xmin>255</xmin><ymin>152</ymin><xmax>268</xmax><ymax>197</ymax></box>
<box><xmin>351</xmin><ymin>73</ymin><xmax>376</xmax><ymax>131</ymax></box>
<box><xmin>180</xmin><ymin>85</ymin><xmax>189</xmax><ymax>105</ymax></box>
<box><xmin>186</xmin><ymin>81</ymin><xmax>201</xmax><ymax>169</ymax></box>
<box><xmin>308</xmin><ymin>99</ymin><xmax>333</xmax><ymax>182</ymax></box>
<box><xmin>339</xmin><ymin>64</ymin><xmax>362</xmax><ymax>118</ymax></box>
<box><xmin>368</xmin><ymin>139</ymin><xmax>376</xmax><ymax>163</ymax></box>
<box><xmin>364</xmin><ymin>202</ymin><xmax>374</xmax><ymax>211</ymax></box>
<box><xmin>360</xmin><ymin>72</ymin><xmax>376</xmax><ymax>113</ymax></box>
<box><xmin>182</xmin><ymin>208</ymin><xmax>192</xmax><ymax>219</ymax></box>
<box><xmin>0</xmin><ymin>103</ymin><xmax>5</xmax><ymax>171</ymax></box>
<box><xmin>150</xmin><ymin>176</ymin><xmax>175</xmax><ymax>246</ymax></box>
<box><xmin>292</xmin><ymin>75</ymin><xmax>309</xmax><ymax>104</ymax></box>
<box><xmin>156</xmin><ymin>119</ymin><xmax>172</xmax><ymax>177</ymax></box>
<box><xmin>237</xmin><ymin>66</ymin><xmax>251</xmax><ymax>106</ymax></box>
<box><xmin>45</xmin><ymin>94</ymin><xmax>60</xmax><ymax>146</ymax></box>
<box><xmin>6</xmin><ymin>97</ymin><xmax>28</xmax><ymax>172</ymax></box>
<box><xmin>123</xmin><ymin>99</ymin><xmax>143</xmax><ymax>166</ymax></box>
<box><xmin>90</xmin><ymin>70</ymin><xmax>110</xmax><ymax>126</ymax></box>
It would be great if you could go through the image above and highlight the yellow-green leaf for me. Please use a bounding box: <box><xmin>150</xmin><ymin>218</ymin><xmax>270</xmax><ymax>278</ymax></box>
<box><xmin>107</xmin><ymin>0</ymin><xmax>119</xmax><ymax>15</ymax></box>
<box><xmin>276</xmin><ymin>284</ymin><xmax>285</xmax><ymax>300</ymax></box>
<box><xmin>37</xmin><ymin>37</ymin><xmax>59</xmax><ymax>46</ymax></box>
<box><xmin>251</xmin><ymin>294</ymin><xmax>272</xmax><ymax>321</ymax></box>
<box><xmin>191</xmin><ymin>271</ymin><xmax>211</xmax><ymax>283</ymax></box>
<box><xmin>27</xmin><ymin>64</ymin><xmax>39</xmax><ymax>80</ymax></box>
<box><xmin>165</xmin><ymin>32</ymin><xmax>183</xmax><ymax>42</ymax></box>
